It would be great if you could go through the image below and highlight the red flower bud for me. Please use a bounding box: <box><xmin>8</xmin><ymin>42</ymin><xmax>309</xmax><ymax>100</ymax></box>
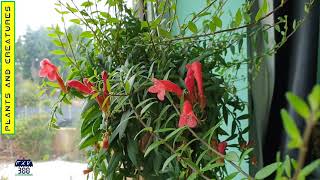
<box><xmin>102</xmin><ymin>136</ymin><xmax>109</xmax><ymax>150</ymax></box>
<box><xmin>83</xmin><ymin>168</ymin><xmax>92</xmax><ymax>174</ymax></box>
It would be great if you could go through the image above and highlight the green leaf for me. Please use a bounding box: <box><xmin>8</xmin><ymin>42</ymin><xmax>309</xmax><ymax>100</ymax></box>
<box><xmin>80</xmin><ymin>31</ymin><xmax>94</xmax><ymax>38</ymax></box>
<box><xmin>128</xmin><ymin>140</ymin><xmax>139</xmax><ymax>166</ymax></box>
<box><xmin>235</xmin><ymin>9</ymin><xmax>242</xmax><ymax>26</ymax></box>
<box><xmin>225</xmin><ymin>151</ymin><xmax>239</xmax><ymax>162</ymax></box>
<box><xmin>188</xmin><ymin>21</ymin><xmax>198</xmax><ymax>33</ymax></box>
<box><xmin>255</xmin><ymin>162</ymin><xmax>281</xmax><ymax>179</ymax></box>
<box><xmin>286</xmin><ymin>92</ymin><xmax>310</xmax><ymax>119</ymax></box>
<box><xmin>66</xmin><ymin>5</ymin><xmax>78</xmax><ymax>13</ymax></box>
<box><xmin>255</xmin><ymin>0</ymin><xmax>268</xmax><ymax>22</ymax></box>
<box><xmin>50</xmin><ymin>49</ymin><xmax>65</xmax><ymax>55</ymax></box>
<box><xmin>110</xmin><ymin>110</ymin><xmax>134</xmax><ymax>143</ymax></box>
<box><xmin>79</xmin><ymin>134</ymin><xmax>98</xmax><ymax>149</ymax></box>
<box><xmin>187</xmin><ymin>172</ymin><xmax>198</xmax><ymax>180</ymax></box>
<box><xmin>280</xmin><ymin>109</ymin><xmax>303</xmax><ymax>148</ymax></box>
<box><xmin>165</xmin><ymin>127</ymin><xmax>186</xmax><ymax>141</ymax></box>
<box><xmin>81</xmin><ymin>1</ymin><xmax>94</xmax><ymax>7</ymax></box>
<box><xmin>125</xmin><ymin>75</ymin><xmax>136</xmax><ymax>93</ymax></box>
<box><xmin>134</xmin><ymin>127</ymin><xmax>153</xmax><ymax>140</ymax></box>
<box><xmin>299</xmin><ymin>159</ymin><xmax>320</xmax><ymax>178</ymax></box>
<box><xmin>161</xmin><ymin>153</ymin><xmax>178</xmax><ymax>171</ymax></box>
<box><xmin>70</xmin><ymin>19</ymin><xmax>81</xmax><ymax>24</ymax></box>
<box><xmin>201</xmin><ymin>162</ymin><xmax>224</xmax><ymax>172</ymax></box>
<box><xmin>240</xmin><ymin>148</ymin><xmax>253</xmax><ymax>163</ymax></box>
<box><xmin>225</xmin><ymin>172</ymin><xmax>239</xmax><ymax>180</ymax></box>
<box><xmin>46</xmin><ymin>81</ymin><xmax>60</xmax><ymax>88</ymax></box>
<box><xmin>196</xmin><ymin>149</ymin><xmax>209</xmax><ymax>165</ymax></box>
<box><xmin>100</xmin><ymin>12</ymin><xmax>110</xmax><ymax>18</ymax></box>
<box><xmin>237</xmin><ymin>114</ymin><xmax>249</xmax><ymax>120</ymax></box>
<box><xmin>284</xmin><ymin>155</ymin><xmax>291</xmax><ymax>178</ymax></box>
<box><xmin>140</xmin><ymin>102</ymin><xmax>157</xmax><ymax>115</ymax></box>
<box><xmin>136</xmin><ymin>98</ymin><xmax>155</xmax><ymax>109</ymax></box>
<box><xmin>213</xmin><ymin>16</ymin><xmax>222</xmax><ymax>28</ymax></box>
<box><xmin>158</xmin><ymin>28</ymin><xmax>172</xmax><ymax>38</ymax></box>
<box><xmin>308</xmin><ymin>85</ymin><xmax>320</xmax><ymax>111</ymax></box>
<box><xmin>144</xmin><ymin>141</ymin><xmax>163</xmax><ymax>157</ymax></box>
<box><xmin>107</xmin><ymin>153</ymin><xmax>122</xmax><ymax>176</ymax></box>
<box><xmin>155</xmin><ymin>128</ymin><xmax>175</xmax><ymax>133</ymax></box>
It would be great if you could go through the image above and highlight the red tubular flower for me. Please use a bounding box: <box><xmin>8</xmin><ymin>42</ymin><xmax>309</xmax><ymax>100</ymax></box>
<box><xmin>67</xmin><ymin>80</ymin><xmax>95</xmax><ymax>94</ymax></box>
<box><xmin>102</xmin><ymin>135</ymin><xmax>109</xmax><ymax>150</ymax></box>
<box><xmin>68</xmin><ymin>74</ymin><xmax>110</xmax><ymax>113</ymax></box>
<box><xmin>148</xmin><ymin>78</ymin><xmax>183</xmax><ymax>101</ymax></box>
<box><xmin>178</xmin><ymin>100</ymin><xmax>198</xmax><ymax>128</ymax></box>
<box><xmin>184</xmin><ymin>67</ymin><xmax>196</xmax><ymax>103</ymax></box>
<box><xmin>211</xmin><ymin>139</ymin><xmax>228</xmax><ymax>155</ymax></box>
<box><xmin>101</xmin><ymin>71</ymin><xmax>109</xmax><ymax>98</ymax></box>
<box><xmin>96</xmin><ymin>95</ymin><xmax>109</xmax><ymax>112</ymax></box>
<box><xmin>185</xmin><ymin>61</ymin><xmax>206</xmax><ymax>109</ymax></box>
<box><xmin>39</xmin><ymin>58</ymin><xmax>67</xmax><ymax>93</ymax></box>
<box><xmin>39</xmin><ymin>59</ymin><xmax>58</xmax><ymax>81</ymax></box>
<box><xmin>211</xmin><ymin>139</ymin><xmax>228</xmax><ymax>163</ymax></box>
<box><xmin>217</xmin><ymin>141</ymin><xmax>227</xmax><ymax>155</ymax></box>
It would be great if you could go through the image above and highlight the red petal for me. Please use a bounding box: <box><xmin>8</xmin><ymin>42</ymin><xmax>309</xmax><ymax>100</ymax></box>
<box><xmin>217</xmin><ymin>141</ymin><xmax>227</xmax><ymax>155</ymax></box>
<box><xmin>39</xmin><ymin>59</ymin><xmax>58</xmax><ymax>81</ymax></box>
<box><xmin>178</xmin><ymin>100</ymin><xmax>198</xmax><ymax>128</ymax></box>
<box><xmin>83</xmin><ymin>78</ymin><xmax>94</xmax><ymax>89</ymax></box>
<box><xmin>67</xmin><ymin>80</ymin><xmax>94</xmax><ymax>94</ymax></box>
<box><xmin>96</xmin><ymin>95</ymin><xmax>109</xmax><ymax>112</ymax></box>
<box><xmin>156</xmin><ymin>89</ymin><xmax>166</xmax><ymax>101</ymax></box>
<box><xmin>159</xmin><ymin>79</ymin><xmax>183</xmax><ymax>97</ymax></box>
<box><xmin>190</xmin><ymin>61</ymin><xmax>206</xmax><ymax>109</ymax></box>
<box><xmin>56</xmin><ymin>73</ymin><xmax>67</xmax><ymax>93</ymax></box>
<box><xmin>182</xmin><ymin>100</ymin><xmax>193</xmax><ymax>114</ymax></box>
<box><xmin>101</xmin><ymin>71</ymin><xmax>109</xmax><ymax>97</ymax></box>
<box><xmin>102</xmin><ymin>136</ymin><xmax>109</xmax><ymax>150</ymax></box>
<box><xmin>148</xmin><ymin>78</ymin><xmax>182</xmax><ymax>101</ymax></box>
<box><xmin>148</xmin><ymin>85</ymin><xmax>160</xmax><ymax>94</ymax></box>
<box><xmin>185</xmin><ymin>65</ymin><xmax>195</xmax><ymax>101</ymax></box>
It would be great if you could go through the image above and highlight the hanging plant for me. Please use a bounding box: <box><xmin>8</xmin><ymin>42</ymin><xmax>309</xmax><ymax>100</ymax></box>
<box><xmin>38</xmin><ymin>0</ymin><xmax>319</xmax><ymax>179</ymax></box>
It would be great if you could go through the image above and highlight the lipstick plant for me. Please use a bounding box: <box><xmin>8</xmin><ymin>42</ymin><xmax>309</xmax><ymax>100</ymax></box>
<box><xmin>39</xmin><ymin>0</ymin><xmax>319</xmax><ymax>179</ymax></box>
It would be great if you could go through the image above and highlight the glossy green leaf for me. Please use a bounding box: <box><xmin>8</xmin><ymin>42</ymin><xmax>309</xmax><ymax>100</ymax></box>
<box><xmin>50</xmin><ymin>49</ymin><xmax>65</xmax><ymax>55</ymax></box>
<box><xmin>255</xmin><ymin>162</ymin><xmax>281</xmax><ymax>179</ymax></box>
<box><xmin>144</xmin><ymin>141</ymin><xmax>163</xmax><ymax>157</ymax></box>
<box><xmin>188</xmin><ymin>21</ymin><xmax>198</xmax><ymax>33</ymax></box>
<box><xmin>280</xmin><ymin>109</ymin><xmax>303</xmax><ymax>148</ymax></box>
<box><xmin>286</xmin><ymin>92</ymin><xmax>310</xmax><ymax>120</ymax></box>
<box><xmin>308</xmin><ymin>85</ymin><xmax>320</xmax><ymax>112</ymax></box>
<box><xmin>299</xmin><ymin>159</ymin><xmax>320</xmax><ymax>178</ymax></box>
<box><xmin>161</xmin><ymin>154</ymin><xmax>178</xmax><ymax>171</ymax></box>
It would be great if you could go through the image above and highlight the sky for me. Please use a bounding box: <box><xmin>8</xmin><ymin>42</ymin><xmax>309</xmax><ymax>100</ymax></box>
<box><xmin>15</xmin><ymin>0</ymin><xmax>133</xmax><ymax>38</ymax></box>
<box><xmin>16</xmin><ymin>0</ymin><xmax>61</xmax><ymax>37</ymax></box>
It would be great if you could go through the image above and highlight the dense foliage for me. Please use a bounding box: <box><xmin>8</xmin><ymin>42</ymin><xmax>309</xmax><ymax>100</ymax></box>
<box><xmin>39</xmin><ymin>0</ymin><xmax>319</xmax><ymax>179</ymax></box>
<box><xmin>3</xmin><ymin>115</ymin><xmax>55</xmax><ymax>161</ymax></box>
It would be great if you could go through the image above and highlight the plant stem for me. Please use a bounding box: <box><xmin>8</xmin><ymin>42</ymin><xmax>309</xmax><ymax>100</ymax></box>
<box><xmin>187</xmin><ymin>128</ymin><xmax>254</xmax><ymax>180</ymax></box>
<box><xmin>292</xmin><ymin>113</ymin><xmax>316</xmax><ymax>179</ymax></box>
<box><xmin>166</xmin><ymin>0</ymin><xmax>288</xmax><ymax>42</ymax></box>
<box><xmin>128</xmin><ymin>100</ymin><xmax>211</xmax><ymax>180</ymax></box>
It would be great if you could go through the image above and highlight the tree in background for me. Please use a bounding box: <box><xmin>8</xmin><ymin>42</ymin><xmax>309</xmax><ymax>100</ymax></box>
<box><xmin>16</xmin><ymin>25</ymin><xmax>82</xmax><ymax>80</ymax></box>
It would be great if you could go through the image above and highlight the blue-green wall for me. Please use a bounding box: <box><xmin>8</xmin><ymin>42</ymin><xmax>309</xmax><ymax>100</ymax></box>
<box><xmin>173</xmin><ymin>0</ymin><xmax>249</xmax><ymax>178</ymax></box>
